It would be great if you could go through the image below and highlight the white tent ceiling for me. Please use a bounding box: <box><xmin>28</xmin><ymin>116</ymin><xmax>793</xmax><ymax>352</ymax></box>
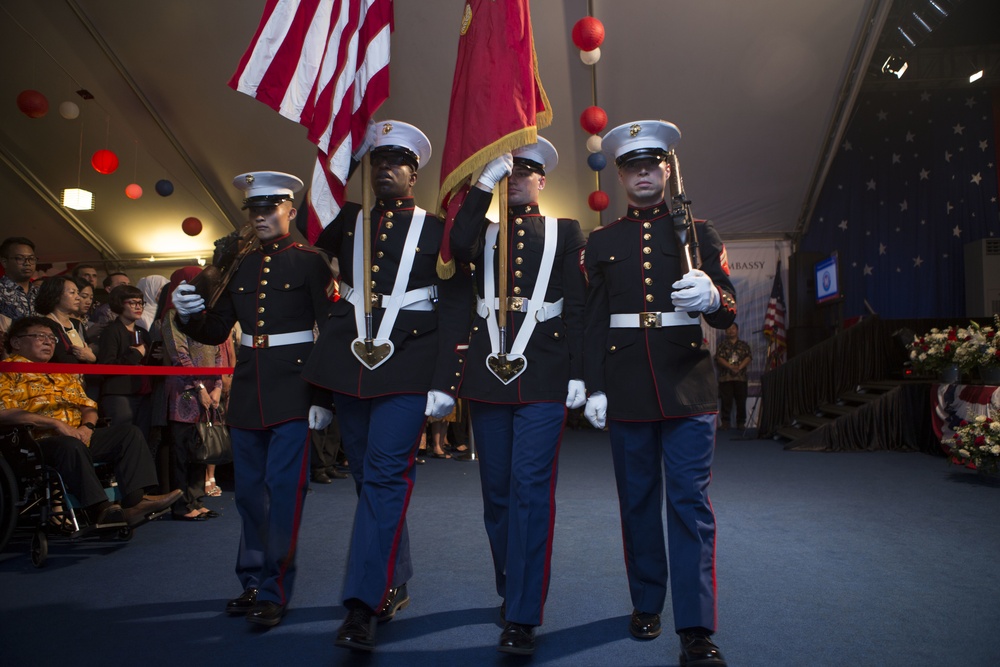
<box><xmin>0</xmin><ymin>0</ymin><xmax>995</xmax><ymax>273</ymax></box>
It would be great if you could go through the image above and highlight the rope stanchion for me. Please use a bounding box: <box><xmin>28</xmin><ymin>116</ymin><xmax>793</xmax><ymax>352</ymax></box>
<box><xmin>0</xmin><ymin>362</ymin><xmax>235</xmax><ymax>376</ymax></box>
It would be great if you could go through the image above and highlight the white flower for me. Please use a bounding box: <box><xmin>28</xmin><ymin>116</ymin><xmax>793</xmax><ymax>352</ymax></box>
<box><xmin>991</xmin><ymin>445</ymin><xmax>1000</xmax><ymax>455</ymax></box>
<box><xmin>958</xmin><ymin>448</ymin><xmax>970</xmax><ymax>458</ymax></box>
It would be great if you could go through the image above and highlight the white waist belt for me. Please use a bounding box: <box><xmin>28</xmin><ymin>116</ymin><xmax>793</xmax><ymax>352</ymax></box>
<box><xmin>609</xmin><ymin>312</ymin><xmax>697</xmax><ymax>329</ymax></box>
<box><xmin>476</xmin><ymin>296</ymin><xmax>563</xmax><ymax>322</ymax></box>
<box><xmin>241</xmin><ymin>330</ymin><xmax>314</xmax><ymax>348</ymax></box>
<box><xmin>340</xmin><ymin>284</ymin><xmax>437</xmax><ymax>311</ymax></box>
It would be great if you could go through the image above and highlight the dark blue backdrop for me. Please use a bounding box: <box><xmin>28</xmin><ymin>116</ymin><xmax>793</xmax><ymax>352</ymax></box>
<box><xmin>801</xmin><ymin>88</ymin><xmax>999</xmax><ymax>318</ymax></box>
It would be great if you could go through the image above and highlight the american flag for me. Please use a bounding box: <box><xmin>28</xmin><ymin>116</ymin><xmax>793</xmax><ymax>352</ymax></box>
<box><xmin>229</xmin><ymin>0</ymin><xmax>393</xmax><ymax>243</ymax></box>
<box><xmin>801</xmin><ymin>88</ymin><xmax>999</xmax><ymax>318</ymax></box>
<box><xmin>763</xmin><ymin>261</ymin><xmax>787</xmax><ymax>369</ymax></box>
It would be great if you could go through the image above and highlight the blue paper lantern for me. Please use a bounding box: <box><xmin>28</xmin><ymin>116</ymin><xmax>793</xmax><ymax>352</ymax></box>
<box><xmin>587</xmin><ymin>152</ymin><xmax>607</xmax><ymax>171</ymax></box>
<box><xmin>155</xmin><ymin>179</ymin><xmax>174</xmax><ymax>196</ymax></box>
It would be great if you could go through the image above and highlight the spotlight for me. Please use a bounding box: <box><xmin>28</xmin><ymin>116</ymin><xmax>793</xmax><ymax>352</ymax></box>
<box><xmin>927</xmin><ymin>0</ymin><xmax>948</xmax><ymax>17</ymax></box>
<box><xmin>897</xmin><ymin>26</ymin><xmax>917</xmax><ymax>48</ymax></box>
<box><xmin>911</xmin><ymin>12</ymin><xmax>932</xmax><ymax>32</ymax></box>
<box><xmin>969</xmin><ymin>70</ymin><xmax>984</xmax><ymax>83</ymax></box>
<box><xmin>882</xmin><ymin>55</ymin><xmax>908</xmax><ymax>78</ymax></box>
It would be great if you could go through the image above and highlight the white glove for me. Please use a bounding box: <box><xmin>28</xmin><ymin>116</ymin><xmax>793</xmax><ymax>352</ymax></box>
<box><xmin>584</xmin><ymin>392</ymin><xmax>607</xmax><ymax>430</ymax></box>
<box><xmin>671</xmin><ymin>269</ymin><xmax>720</xmax><ymax>313</ymax></box>
<box><xmin>424</xmin><ymin>390</ymin><xmax>456</xmax><ymax>420</ymax></box>
<box><xmin>476</xmin><ymin>153</ymin><xmax>513</xmax><ymax>191</ymax></box>
<box><xmin>566</xmin><ymin>379</ymin><xmax>587</xmax><ymax>409</ymax></box>
<box><xmin>308</xmin><ymin>405</ymin><xmax>333</xmax><ymax>430</ymax></box>
<box><xmin>353</xmin><ymin>119</ymin><xmax>378</xmax><ymax>160</ymax></box>
<box><xmin>172</xmin><ymin>282</ymin><xmax>205</xmax><ymax>322</ymax></box>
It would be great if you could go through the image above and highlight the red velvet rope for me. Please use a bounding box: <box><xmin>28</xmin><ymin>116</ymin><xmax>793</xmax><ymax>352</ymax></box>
<box><xmin>0</xmin><ymin>362</ymin><xmax>234</xmax><ymax>376</ymax></box>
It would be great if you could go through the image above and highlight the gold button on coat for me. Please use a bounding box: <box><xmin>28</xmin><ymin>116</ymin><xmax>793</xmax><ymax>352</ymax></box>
<box><xmin>643</xmin><ymin>247</ymin><xmax>651</xmax><ymax>254</ymax></box>
<box><xmin>646</xmin><ymin>294</ymin><xmax>654</xmax><ymax>302</ymax></box>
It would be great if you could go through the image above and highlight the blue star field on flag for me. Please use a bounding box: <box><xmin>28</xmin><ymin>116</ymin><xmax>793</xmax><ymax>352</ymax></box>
<box><xmin>801</xmin><ymin>89</ymin><xmax>999</xmax><ymax>318</ymax></box>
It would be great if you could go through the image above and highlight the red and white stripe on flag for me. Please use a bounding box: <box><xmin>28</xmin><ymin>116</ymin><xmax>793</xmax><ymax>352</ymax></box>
<box><xmin>762</xmin><ymin>261</ymin><xmax>787</xmax><ymax>368</ymax></box>
<box><xmin>229</xmin><ymin>0</ymin><xmax>393</xmax><ymax>242</ymax></box>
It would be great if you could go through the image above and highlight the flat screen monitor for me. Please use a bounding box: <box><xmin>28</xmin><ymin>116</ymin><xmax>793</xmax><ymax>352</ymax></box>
<box><xmin>815</xmin><ymin>252</ymin><xmax>840</xmax><ymax>304</ymax></box>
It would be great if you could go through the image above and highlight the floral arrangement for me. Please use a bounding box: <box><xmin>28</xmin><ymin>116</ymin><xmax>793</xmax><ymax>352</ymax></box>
<box><xmin>907</xmin><ymin>326</ymin><xmax>964</xmax><ymax>374</ymax></box>
<box><xmin>949</xmin><ymin>412</ymin><xmax>1000</xmax><ymax>474</ymax></box>
<box><xmin>952</xmin><ymin>315</ymin><xmax>999</xmax><ymax>372</ymax></box>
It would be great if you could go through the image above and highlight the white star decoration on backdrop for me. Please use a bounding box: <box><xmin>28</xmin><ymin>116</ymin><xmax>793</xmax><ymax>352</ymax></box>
<box><xmin>806</xmin><ymin>90</ymin><xmax>999</xmax><ymax>318</ymax></box>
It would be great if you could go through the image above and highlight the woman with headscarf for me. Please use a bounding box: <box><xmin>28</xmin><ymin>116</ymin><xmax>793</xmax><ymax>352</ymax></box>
<box><xmin>160</xmin><ymin>267</ymin><xmax>225</xmax><ymax>520</ymax></box>
<box><xmin>136</xmin><ymin>274</ymin><xmax>169</xmax><ymax>332</ymax></box>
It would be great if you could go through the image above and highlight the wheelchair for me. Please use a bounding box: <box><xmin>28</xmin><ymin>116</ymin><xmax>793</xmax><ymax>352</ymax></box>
<box><xmin>1</xmin><ymin>426</ymin><xmax>134</xmax><ymax>567</ymax></box>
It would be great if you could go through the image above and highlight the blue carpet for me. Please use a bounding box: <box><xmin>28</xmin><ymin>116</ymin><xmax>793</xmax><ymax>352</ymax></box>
<box><xmin>1</xmin><ymin>429</ymin><xmax>998</xmax><ymax>666</ymax></box>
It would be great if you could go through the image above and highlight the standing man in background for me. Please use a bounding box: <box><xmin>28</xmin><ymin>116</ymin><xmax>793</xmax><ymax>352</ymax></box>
<box><xmin>714</xmin><ymin>323</ymin><xmax>751</xmax><ymax>431</ymax></box>
<box><xmin>583</xmin><ymin>120</ymin><xmax>736</xmax><ymax>667</ymax></box>
<box><xmin>172</xmin><ymin>170</ymin><xmax>334</xmax><ymax>628</ymax></box>
<box><xmin>449</xmin><ymin>137</ymin><xmax>587</xmax><ymax>655</ymax></box>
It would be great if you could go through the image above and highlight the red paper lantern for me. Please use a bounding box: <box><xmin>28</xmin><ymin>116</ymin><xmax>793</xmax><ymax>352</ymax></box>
<box><xmin>16</xmin><ymin>90</ymin><xmax>49</xmax><ymax>118</ymax></box>
<box><xmin>182</xmin><ymin>217</ymin><xmax>203</xmax><ymax>236</ymax></box>
<box><xmin>91</xmin><ymin>149</ymin><xmax>119</xmax><ymax>175</ymax></box>
<box><xmin>580</xmin><ymin>106</ymin><xmax>608</xmax><ymax>135</ymax></box>
<box><xmin>572</xmin><ymin>17</ymin><xmax>605</xmax><ymax>52</ymax></box>
<box><xmin>588</xmin><ymin>190</ymin><xmax>609</xmax><ymax>211</ymax></box>
<box><xmin>125</xmin><ymin>183</ymin><xmax>143</xmax><ymax>199</ymax></box>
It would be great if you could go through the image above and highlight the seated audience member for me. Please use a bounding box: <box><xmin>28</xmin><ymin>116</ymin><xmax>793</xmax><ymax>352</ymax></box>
<box><xmin>35</xmin><ymin>275</ymin><xmax>97</xmax><ymax>364</ymax></box>
<box><xmin>0</xmin><ymin>316</ymin><xmax>181</xmax><ymax>526</ymax></box>
<box><xmin>0</xmin><ymin>237</ymin><xmax>41</xmax><ymax>323</ymax></box>
<box><xmin>136</xmin><ymin>275</ymin><xmax>169</xmax><ymax>333</ymax></box>
<box><xmin>97</xmin><ymin>285</ymin><xmax>153</xmax><ymax>441</ymax></box>
<box><xmin>159</xmin><ymin>267</ymin><xmax>224</xmax><ymax>520</ymax></box>
<box><xmin>71</xmin><ymin>264</ymin><xmax>98</xmax><ymax>325</ymax></box>
<box><xmin>87</xmin><ymin>271</ymin><xmax>130</xmax><ymax>340</ymax></box>
<box><xmin>74</xmin><ymin>278</ymin><xmax>96</xmax><ymax>328</ymax></box>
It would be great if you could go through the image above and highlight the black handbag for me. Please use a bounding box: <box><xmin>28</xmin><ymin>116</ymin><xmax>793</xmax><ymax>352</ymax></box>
<box><xmin>193</xmin><ymin>407</ymin><xmax>233</xmax><ymax>465</ymax></box>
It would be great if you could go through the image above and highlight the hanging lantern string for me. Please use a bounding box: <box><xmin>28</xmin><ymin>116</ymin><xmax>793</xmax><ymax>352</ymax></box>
<box><xmin>104</xmin><ymin>115</ymin><xmax>111</xmax><ymax>149</ymax></box>
<box><xmin>588</xmin><ymin>0</ymin><xmax>599</xmax><ymax>198</ymax></box>
<box><xmin>133</xmin><ymin>139</ymin><xmax>139</xmax><ymax>182</ymax></box>
<box><xmin>76</xmin><ymin>124</ymin><xmax>84</xmax><ymax>189</ymax></box>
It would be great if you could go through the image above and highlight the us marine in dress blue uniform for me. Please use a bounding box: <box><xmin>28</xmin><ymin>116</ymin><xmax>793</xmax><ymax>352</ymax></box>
<box><xmin>583</xmin><ymin>121</ymin><xmax>736</xmax><ymax>667</ymax></box>
<box><xmin>299</xmin><ymin>121</ymin><xmax>471</xmax><ymax>652</ymax></box>
<box><xmin>449</xmin><ymin>138</ymin><xmax>586</xmax><ymax>656</ymax></box>
<box><xmin>172</xmin><ymin>171</ymin><xmax>334</xmax><ymax>628</ymax></box>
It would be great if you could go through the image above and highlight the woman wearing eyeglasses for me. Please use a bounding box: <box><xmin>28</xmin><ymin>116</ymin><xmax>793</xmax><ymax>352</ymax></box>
<box><xmin>97</xmin><ymin>283</ymin><xmax>153</xmax><ymax>443</ymax></box>
<box><xmin>34</xmin><ymin>275</ymin><xmax>97</xmax><ymax>364</ymax></box>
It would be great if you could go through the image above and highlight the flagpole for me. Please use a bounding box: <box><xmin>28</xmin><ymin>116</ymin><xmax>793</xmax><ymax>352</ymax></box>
<box><xmin>361</xmin><ymin>153</ymin><xmax>375</xmax><ymax>354</ymax></box>
<box><xmin>496</xmin><ymin>175</ymin><xmax>509</xmax><ymax>357</ymax></box>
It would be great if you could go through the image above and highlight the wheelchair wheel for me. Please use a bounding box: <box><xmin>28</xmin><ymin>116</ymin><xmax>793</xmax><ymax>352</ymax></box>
<box><xmin>31</xmin><ymin>529</ymin><xmax>48</xmax><ymax>568</ymax></box>
<box><xmin>0</xmin><ymin>455</ymin><xmax>16</xmax><ymax>553</ymax></box>
<box><xmin>117</xmin><ymin>525</ymin><xmax>133</xmax><ymax>541</ymax></box>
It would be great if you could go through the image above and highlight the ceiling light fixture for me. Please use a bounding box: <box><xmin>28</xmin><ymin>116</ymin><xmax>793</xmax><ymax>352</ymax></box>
<box><xmin>969</xmin><ymin>69</ymin><xmax>984</xmax><ymax>83</ymax></box>
<box><xmin>882</xmin><ymin>55</ymin><xmax>909</xmax><ymax>78</ymax></box>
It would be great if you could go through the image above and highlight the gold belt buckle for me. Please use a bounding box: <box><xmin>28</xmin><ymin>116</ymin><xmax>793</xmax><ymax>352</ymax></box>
<box><xmin>254</xmin><ymin>334</ymin><xmax>269</xmax><ymax>348</ymax></box>
<box><xmin>508</xmin><ymin>297</ymin><xmax>524</xmax><ymax>311</ymax></box>
<box><xmin>640</xmin><ymin>312</ymin><xmax>659</xmax><ymax>329</ymax></box>
<box><xmin>370</xmin><ymin>293</ymin><xmax>384</xmax><ymax>308</ymax></box>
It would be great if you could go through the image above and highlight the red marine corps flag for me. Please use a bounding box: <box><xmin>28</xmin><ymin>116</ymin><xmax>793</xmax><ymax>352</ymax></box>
<box><xmin>229</xmin><ymin>0</ymin><xmax>394</xmax><ymax>244</ymax></box>
<box><xmin>762</xmin><ymin>261</ymin><xmax>787</xmax><ymax>369</ymax></box>
<box><xmin>437</xmin><ymin>0</ymin><xmax>551</xmax><ymax>278</ymax></box>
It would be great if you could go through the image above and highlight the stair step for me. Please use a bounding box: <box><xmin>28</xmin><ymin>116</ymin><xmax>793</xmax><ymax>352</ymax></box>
<box><xmin>776</xmin><ymin>425</ymin><xmax>810</xmax><ymax>441</ymax></box>
<box><xmin>795</xmin><ymin>414</ymin><xmax>834</xmax><ymax>429</ymax></box>
<box><xmin>857</xmin><ymin>380</ymin><xmax>899</xmax><ymax>393</ymax></box>
<box><xmin>818</xmin><ymin>403</ymin><xmax>855</xmax><ymax>416</ymax></box>
<box><xmin>841</xmin><ymin>391</ymin><xmax>881</xmax><ymax>404</ymax></box>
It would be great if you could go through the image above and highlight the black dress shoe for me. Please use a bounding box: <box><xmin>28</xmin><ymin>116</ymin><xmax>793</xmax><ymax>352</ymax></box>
<box><xmin>311</xmin><ymin>471</ymin><xmax>333</xmax><ymax>484</ymax></box>
<box><xmin>246</xmin><ymin>600</ymin><xmax>285</xmax><ymax>627</ymax></box>
<box><xmin>325</xmin><ymin>466</ymin><xmax>349</xmax><ymax>479</ymax></box>
<box><xmin>376</xmin><ymin>584</ymin><xmax>410</xmax><ymax>623</ymax></box>
<box><xmin>200</xmin><ymin>510</ymin><xmax>220</xmax><ymax>519</ymax></box>
<box><xmin>225</xmin><ymin>588</ymin><xmax>258</xmax><ymax>615</ymax></box>
<box><xmin>172</xmin><ymin>512</ymin><xmax>208</xmax><ymax>522</ymax></box>
<box><xmin>498</xmin><ymin>622</ymin><xmax>535</xmax><ymax>655</ymax></box>
<box><xmin>335</xmin><ymin>605</ymin><xmax>376</xmax><ymax>652</ymax></box>
<box><xmin>629</xmin><ymin>609</ymin><xmax>661</xmax><ymax>639</ymax></box>
<box><xmin>679</xmin><ymin>631</ymin><xmax>727</xmax><ymax>666</ymax></box>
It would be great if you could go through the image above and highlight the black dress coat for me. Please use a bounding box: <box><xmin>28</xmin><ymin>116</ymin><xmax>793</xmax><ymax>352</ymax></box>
<box><xmin>302</xmin><ymin>196</ymin><xmax>471</xmax><ymax>398</ymax></box>
<box><xmin>179</xmin><ymin>234</ymin><xmax>334</xmax><ymax>429</ymax></box>
<box><xmin>583</xmin><ymin>205</ymin><xmax>737</xmax><ymax>421</ymax></box>
<box><xmin>449</xmin><ymin>188</ymin><xmax>586</xmax><ymax>404</ymax></box>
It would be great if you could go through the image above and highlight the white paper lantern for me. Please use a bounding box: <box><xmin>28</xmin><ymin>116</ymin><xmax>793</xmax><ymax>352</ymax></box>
<box><xmin>59</xmin><ymin>101</ymin><xmax>80</xmax><ymax>119</ymax></box>
<box><xmin>586</xmin><ymin>134</ymin><xmax>603</xmax><ymax>153</ymax></box>
<box><xmin>580</xmin><ymin>47</ymin><xmax>602</xmax><ymax>65</ymax></box>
